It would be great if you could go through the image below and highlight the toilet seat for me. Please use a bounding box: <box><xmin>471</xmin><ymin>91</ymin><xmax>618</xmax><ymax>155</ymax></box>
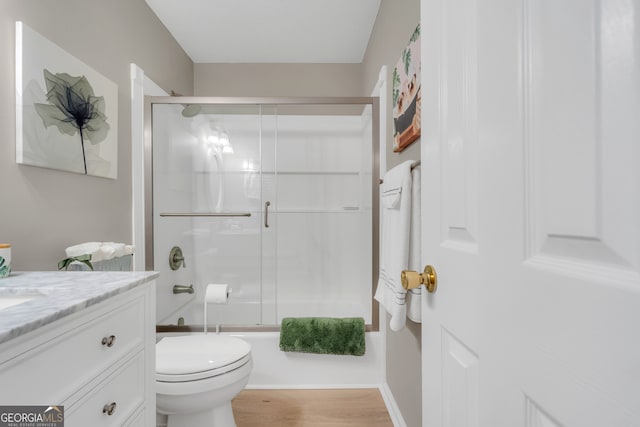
<box><xmin>156</xmin><ymin>335</ymin><xmax>251</xmax><ymax>383</ymax></box>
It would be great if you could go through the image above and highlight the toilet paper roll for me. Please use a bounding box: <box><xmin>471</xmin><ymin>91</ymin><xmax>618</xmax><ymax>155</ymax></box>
<box><xmin>205</xmin><ymin>284</ymin><xmax>230</xmax><ymax>304</ymax></box>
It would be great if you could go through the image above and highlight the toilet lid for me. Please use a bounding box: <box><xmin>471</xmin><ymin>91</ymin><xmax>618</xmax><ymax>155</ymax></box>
<box><xmin>156</xmin><ymin>335</ymin><xmax>251</xmax><ymax>382</ymax></box>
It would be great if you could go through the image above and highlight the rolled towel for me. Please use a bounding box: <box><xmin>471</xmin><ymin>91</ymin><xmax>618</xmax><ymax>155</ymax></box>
<box><xmin>279</xmin><ymin>317</ymin><xmax>365</xmax><ymax>356</ymax></box>
<box><xmin>66</xmin><ymin>242</ymin><xmax>134</xmax><ymax>263</ymax></box>
<box><xmin>65</xmin><ymin>242</ymin><xmax>103</xmax><ymax>262</ymax></box>
<box><xmin>101</xmin><ymin>242</ymin><xmax>126</xmax><ymax>260</ymax></box>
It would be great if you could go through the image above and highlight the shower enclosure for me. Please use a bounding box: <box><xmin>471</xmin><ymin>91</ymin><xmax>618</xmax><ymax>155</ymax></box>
<box><xmin>146</xmin><ymin>97</ymin><xmax>378</xmax><ymax>331</ymax></box>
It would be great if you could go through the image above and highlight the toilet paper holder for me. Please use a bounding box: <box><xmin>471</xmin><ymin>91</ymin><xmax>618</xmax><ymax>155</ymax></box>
<box><xmin>204</xmin><ymin>284</ymin><xmax>231</xmax><ymax>334</ymax></box>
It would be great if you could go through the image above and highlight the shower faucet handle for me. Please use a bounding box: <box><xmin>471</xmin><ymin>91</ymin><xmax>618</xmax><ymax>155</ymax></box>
<box><xmin>169</xmin><ymin>246</ymin><xmax>186</xmax><ymax>270</ymax></box>
<box><xmin>174</xmin><ymin>254</ymin><xmax>185</xmax><ymax>266</ymax></box>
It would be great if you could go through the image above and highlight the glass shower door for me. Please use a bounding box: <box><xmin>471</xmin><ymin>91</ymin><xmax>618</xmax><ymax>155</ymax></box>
<box><xmin>273</xmin><ymin>106</ymin><xmax>373</xmax><ymax>324</ymax></box>
<box><xmin>152</xmin><ymin>103</ymin><xmax>270</xmax><ymax>326</ymax></box>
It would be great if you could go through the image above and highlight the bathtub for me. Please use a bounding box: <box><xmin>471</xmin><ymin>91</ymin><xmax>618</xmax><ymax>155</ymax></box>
<box><xmin>159</xmin><ymin>296</ymin><xmax>372</xmax><ymax>328</ymax></box>
<box><xmin>156</xmin><ymin>330</ymin><xmax>383</xmax><ymax>389</ymax></box>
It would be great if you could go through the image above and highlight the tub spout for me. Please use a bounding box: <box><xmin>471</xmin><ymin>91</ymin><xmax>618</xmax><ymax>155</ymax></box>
<box><xmin>173</xmin><ymin>284</ymin><xmax>194</xmax><ymax>294</ymax></box>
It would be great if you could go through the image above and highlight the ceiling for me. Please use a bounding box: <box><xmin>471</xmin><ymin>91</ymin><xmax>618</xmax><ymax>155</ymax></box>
<box><xmin>145</xmin><ymin>0</ymin><xmax>382</xmax><ymax>63</ymax></box>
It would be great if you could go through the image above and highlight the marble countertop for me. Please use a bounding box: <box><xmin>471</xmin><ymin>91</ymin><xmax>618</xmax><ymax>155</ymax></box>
<box><xmin>0</xmin><ymin>271</ymin><xmax>159</xmax><ymax>345</ymax></box>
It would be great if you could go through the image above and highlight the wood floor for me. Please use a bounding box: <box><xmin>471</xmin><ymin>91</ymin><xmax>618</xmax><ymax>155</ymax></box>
<box><xmin>232</xmin><ymin>388</ymin><xmax>394</xmax><ymax>427</ymax></box>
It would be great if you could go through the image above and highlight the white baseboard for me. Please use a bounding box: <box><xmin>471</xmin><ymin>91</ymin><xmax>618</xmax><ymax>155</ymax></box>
<box><xmin>379</xmin><ymin>382</ymin><xmax>408</xmax><ymax>427</ymax></box>
<box><xmin>246</xmin><ymin>383</ymin><xmax>381</xmax><ymax>390</ymax></box>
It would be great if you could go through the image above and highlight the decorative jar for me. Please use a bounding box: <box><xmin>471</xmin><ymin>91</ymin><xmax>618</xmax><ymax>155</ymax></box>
<box><xmin>0</xmin><ymin>244</ymin><xmax>11</xmax><ymax>278</ymax></box>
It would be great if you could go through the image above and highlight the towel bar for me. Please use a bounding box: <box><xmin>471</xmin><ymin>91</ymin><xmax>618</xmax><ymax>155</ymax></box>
<box><xmin>159</xmin><ymin>212</ymin><xmax>251</xmax><ymax>217</ymax></box>
<box><xmin>378</xmin><ymin>160</ymin><xmax>420</xmax><ymax>184</ymax></box>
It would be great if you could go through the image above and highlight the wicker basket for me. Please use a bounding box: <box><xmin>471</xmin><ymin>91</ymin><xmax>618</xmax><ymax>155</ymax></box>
<box><xmin>68</xmin><ymin>254</ymin><xmax>133</xmax><ymax>271</ymax></box>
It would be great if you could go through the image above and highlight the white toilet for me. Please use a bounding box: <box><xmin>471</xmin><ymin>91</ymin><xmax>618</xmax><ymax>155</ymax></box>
<box><xmin>156</xmin><ymin>334</ymin><xmax>252</xmax><ymax>427</ymax></box>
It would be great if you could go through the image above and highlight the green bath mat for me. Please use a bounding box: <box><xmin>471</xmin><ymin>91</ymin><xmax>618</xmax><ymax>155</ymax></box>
<box><xmin>279</xmin><ymin>317</ymin><xmax>366</xmax><ymax>356</ymax></box>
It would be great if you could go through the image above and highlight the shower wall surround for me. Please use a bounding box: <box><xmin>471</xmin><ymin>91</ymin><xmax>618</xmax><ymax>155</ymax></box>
<box><xmin>148</xmin><ymin>99</ymin><xmax>376</xmax><ymax>329</ymax></box>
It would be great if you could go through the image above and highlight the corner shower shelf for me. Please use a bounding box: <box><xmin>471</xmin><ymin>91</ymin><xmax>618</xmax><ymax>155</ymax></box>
<box><xmin>273</xmin><ymin>171</ymin><xmax>361</xmax><ymax>176</ymax></box>
<box><xmin>194</xmin><ymin>170</ymin><xmax>363</xmax><ymax>176</ymax></box>
<box><xmin>276</xmin><ymin>208</ymin><xmax>367</xmax><ymax>214</ymax></box>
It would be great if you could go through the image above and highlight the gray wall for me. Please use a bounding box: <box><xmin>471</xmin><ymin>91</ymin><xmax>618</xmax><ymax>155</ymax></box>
<box><xmin>195</xmin><ymin>63</ymin><xmax>361</xmax><ymax>97</ymax></box>
<box><xmin>0</xmin><ymin>0</ymin><xmax>193</xmax><ymax>270</ymax></box>
<box><xmin>361</xmin><ymin>1</ymin><xmax>422</xmax><ymax>426</ymax></box>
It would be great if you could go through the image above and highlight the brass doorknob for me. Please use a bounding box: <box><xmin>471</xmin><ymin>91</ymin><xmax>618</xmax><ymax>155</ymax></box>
<box><xmin>401</xmin><ymin>265</ymin><xmax>437</xmax><ymax>293</ymax></box>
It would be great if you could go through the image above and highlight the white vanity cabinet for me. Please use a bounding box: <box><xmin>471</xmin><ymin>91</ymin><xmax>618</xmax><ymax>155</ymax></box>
<box><xmin>0</xmin><ymin>277</ymin><xmax>156</xmax><ymax>427</ymax></box>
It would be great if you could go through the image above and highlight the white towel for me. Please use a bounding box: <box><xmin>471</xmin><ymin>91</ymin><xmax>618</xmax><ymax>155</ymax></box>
<box><xmin>406</xmin><ymin>166</ymin><xmax>422</xmax><ymax>323</ymax></box>
<box><xmin>375</xmin><ymin>160</ymin><xmax>414</xmax><ymax>331</ymax></box>
<box><xmin>101</xmin><ymin>242</ymin><xmax>126</xmax><ymax>260</ymax></box>
<box><xmin>65</xmin><ymin>242</ymin><xmax>134</xmax><ymax>263</ymax></box>
<box><xmin>65</xmin><ymin>242</ymin><xmax>103</xmax><ymax>262</ymax></box>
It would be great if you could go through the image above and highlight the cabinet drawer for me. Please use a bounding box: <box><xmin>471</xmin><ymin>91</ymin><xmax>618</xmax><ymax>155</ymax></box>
<box><xmin>65</xmin><ymin>352</ymin><xmax>145</xmax><ymax>427</ymax></box>
<box><xmin>0</xmin><ymin>295</ymin><xmax>145</xmax><ymax>404</ymax></box>
<box><xmin>123</xmin><ymin>408</ymin><xmax>146</xmax><ymax>427</ymax></box>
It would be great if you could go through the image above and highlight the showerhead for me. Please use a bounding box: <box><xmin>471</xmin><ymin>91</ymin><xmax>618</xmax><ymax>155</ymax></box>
<box><xmin>169</xmin><ymin>91</ymin><xmax>201</xmax><ymax>117</ymax></box>
<box><xmin>182</xmin><ymin>104</ymin><xmax>201</xmax><ymax>117</ymax></box>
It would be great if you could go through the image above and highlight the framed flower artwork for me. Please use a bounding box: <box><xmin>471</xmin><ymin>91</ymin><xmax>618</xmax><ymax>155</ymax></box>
<box><xmin>15</xmin><ymin>21</ymin><xmax>118</xmax><ymax>179</ymax></box>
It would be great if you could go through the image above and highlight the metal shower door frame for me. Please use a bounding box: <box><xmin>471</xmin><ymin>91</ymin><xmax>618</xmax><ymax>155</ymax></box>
<box><xmin>144</xmin><ymin>96</ymin><xmax>380</xmax><ymax>331</ymax></box>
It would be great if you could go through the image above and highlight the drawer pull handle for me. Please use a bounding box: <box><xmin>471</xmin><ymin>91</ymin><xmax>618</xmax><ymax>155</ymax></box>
<box><xmin>101</xmin><ymin>335</ymin><xmax>116</xmax><ymax>347</ymax></box>
<box><xmin>102</xmin><ymin>402</ymin><xmax>117</xmax><ymax>416</ymax></box>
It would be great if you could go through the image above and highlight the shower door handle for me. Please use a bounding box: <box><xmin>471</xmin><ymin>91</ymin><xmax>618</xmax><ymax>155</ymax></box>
<box><xmin>264</xmin><ymin>201</ymin><xmax>271</xmax><ymax>228</ymax></box>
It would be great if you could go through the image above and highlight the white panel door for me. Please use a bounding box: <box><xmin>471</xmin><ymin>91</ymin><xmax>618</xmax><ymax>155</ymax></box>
<box><xmin>420</xmin><ymin>0</ymin><xmax>640</xmax><ymax>426</ymax></box>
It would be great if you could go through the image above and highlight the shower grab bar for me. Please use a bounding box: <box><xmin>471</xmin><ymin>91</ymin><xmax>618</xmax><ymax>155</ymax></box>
<box><xmin>159</xmin><ymin>212</ymin><xmax>252</xmax><ymax>217</ymax></box>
